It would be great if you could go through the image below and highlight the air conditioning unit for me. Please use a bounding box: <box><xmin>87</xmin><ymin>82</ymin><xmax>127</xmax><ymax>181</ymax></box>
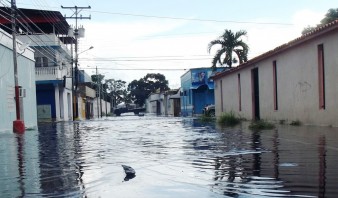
<box><xmin>19</xmin><ymin>88</ymin><xmax>26</xmax><ymax>98</ymax></box>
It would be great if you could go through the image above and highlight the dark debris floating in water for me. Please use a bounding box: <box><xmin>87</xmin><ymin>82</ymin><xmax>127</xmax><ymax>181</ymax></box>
<box><xmin>122</xmin><ymin>165</ymin><xmax>136</xmax><ymax>181</ymax></box>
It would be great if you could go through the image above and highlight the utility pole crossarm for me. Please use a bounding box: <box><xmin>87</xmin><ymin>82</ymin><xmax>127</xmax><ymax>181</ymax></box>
<box><xmin>61</xmin><ymin>5</ymin><xmax>91</xmax><ymax>120</ymax></box>
<box><xmin>64</xmin><ymin>16</ymin><xmax>91</xmax><ymax>20</ymax></box>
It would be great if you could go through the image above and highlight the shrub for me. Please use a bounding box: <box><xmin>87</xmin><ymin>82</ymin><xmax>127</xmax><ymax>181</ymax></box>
<box><xmin>249</xmin><ymin>120</ymin><xmax>275</xmax><ymax>131</ymax></box>
<box><xmin>290</xmin><ymin>120</ymin><xmax>301</xmax><ymax>126</ymax></box>
<box><xmin>217</xmin><ymin>111</ymin><xmax>240</xmax><ymax>126</ymax></box>
<box><xmin>199</xmin><ymin>114</ymin><xmax>216</xmax><ymax>122</ymax></box>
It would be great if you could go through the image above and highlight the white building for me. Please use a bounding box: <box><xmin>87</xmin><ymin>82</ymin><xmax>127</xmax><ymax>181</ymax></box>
<box><xmin>0</xmin><ymin>28</ymin><xmax>37</xmax><ymax>131</ymax></box>
<box><xmin>146</xmin><ymin>89</ymin><xmax>180</xmax><ymax>116</ymax></box>
<box><xmin>213</xmin><ymin>20</ymin><xmax>338</xmax><ymax>126</ymax></box>
<box><xmin>5</xmin><ymin>8</ymin><xmax>75</xmax><ymax>121</ymax></box>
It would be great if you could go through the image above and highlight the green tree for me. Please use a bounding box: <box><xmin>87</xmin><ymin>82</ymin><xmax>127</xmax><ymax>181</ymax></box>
<box><xmin>91</xmin><ymin>74</ymin><xmax>105</xmax><ymax>84</ymax></box>
<box><xmin>208</xmin><ymin>29</ymin><xmax>249</xmax><ymax>70</ymax></box>
<box><xmin>91</xmin><ymin>74</ymin><xmax>106</xmax><ymax>97</ymax></box>
<box><xmin>105</xmin><ymin>79</ymin><xmax>129</xmax><ymax>107</ymax></box>
<box><xmin>320</xmin><ymin>8</ymin><xmax>338</xmax><ymax>24</ymax></box>
<box><xmin>302</xmin><ymin>8</ymin><xmax>338</xmax><ymax>35</ymax></box>
<box><xmin>128</xmin><ymin>73</ymin><xmax>170</xmax><ymax>106</ymax></box>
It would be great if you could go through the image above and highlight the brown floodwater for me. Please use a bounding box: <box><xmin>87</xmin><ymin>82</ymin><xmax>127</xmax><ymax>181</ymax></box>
<box><xmin>1</xmin><ymin>114</ymin><xmax>338</xmax><ymax>197</ymax></box>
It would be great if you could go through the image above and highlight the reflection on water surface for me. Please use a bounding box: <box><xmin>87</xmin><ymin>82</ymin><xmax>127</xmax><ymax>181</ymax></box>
<box><xmin>1</xmin><ymin>115</ymin><xmax>338</xmax><ymax>197</ymax></box>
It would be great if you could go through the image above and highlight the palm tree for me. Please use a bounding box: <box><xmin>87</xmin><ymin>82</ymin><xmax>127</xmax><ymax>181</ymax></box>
<box><xmin>208</xmin><ymin>29</ymin><xmax>249</xmax><ymax>70</ymax></box>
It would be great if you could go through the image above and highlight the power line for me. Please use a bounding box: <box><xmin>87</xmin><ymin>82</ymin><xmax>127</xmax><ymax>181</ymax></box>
<box><xmin>84</xmin><ymin>67</ymin><xmax>187</xmax><ymax>71</ymax></box>
<box><xmin>15</xmin><ymin>2</ymin><xmax>293</xmax><ymax>26</ymax></box>
<box><xmin>80</xmin><ymin>58</ymin><xmax>211</xmax><ymax>62</ymax></box>
<box><xmin>89</xmin><ymin>10</ymin><xmax>293</xmax><ymax>26</ymax></box>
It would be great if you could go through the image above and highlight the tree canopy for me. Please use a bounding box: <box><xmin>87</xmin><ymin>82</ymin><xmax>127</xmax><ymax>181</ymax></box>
<box><xmin>208</xmin><ymin>29</ymin><xmax>249</xmax><ymax>70</ymax></box>
<box><xmin>128</xmin><ymin>73</ymin><xmax>170</xmax><ymax>106</ymax></box>
<box><xmin>302</xmin><ymin>8</ymin><xmax>338</xmax><ymax>35</ymax></box>
<box><xmin>105</xmin><ymin>79</ymin><xmax>130</xmax><ymax>107</ymax></box>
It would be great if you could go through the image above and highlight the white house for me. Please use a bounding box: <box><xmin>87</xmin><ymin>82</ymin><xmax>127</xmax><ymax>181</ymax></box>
<box><xmin>2</xmin><ymin>8</ymin><xmax>75</xmax><ymax>121</ymax></box>
<box><xmin>0</xmin><ymin>28</ymin><xmax>37</xmax><ymax>132</ymax></box>
<box><xmin>146</xmin><ymin>89</ymin><xmax>180</xmax><ymax>116</ymax></box>
<box><xmin>212</xmin><ymin>20</ymin><xmax>338</xmax><ymax>126</ymax></box>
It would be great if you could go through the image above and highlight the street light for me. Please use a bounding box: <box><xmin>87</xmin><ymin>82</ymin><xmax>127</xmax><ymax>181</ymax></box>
<box><xmin>79</xmin><ymin>46</ymin><xmax>94</xmax><ymax>55</ymax></box>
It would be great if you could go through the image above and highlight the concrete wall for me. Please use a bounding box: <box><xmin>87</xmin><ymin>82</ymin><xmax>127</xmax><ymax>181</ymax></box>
<box><xmin>215</xmin><ymin>28</ymin><xmax>338</xmax><ymax>126</ymax></box>
<box><xmin>0</xmin><ymin>29</ymin><xmax>37</xmax><ymax>131</ymax></box>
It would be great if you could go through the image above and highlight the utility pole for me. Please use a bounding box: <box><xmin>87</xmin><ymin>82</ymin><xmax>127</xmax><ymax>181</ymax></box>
<box><xmin>96</xmin><ymin>66</ymin><xmax>100</xmax><ymax>118</ymax></box>
<box><xmin>61</xmin><ymin>5</ymin><xmax>91</xmax><ymax>120</ymax></box>
<box><xmin>11</xmin><ymin>0</ymin><xmax>24</xmax><ymax>133</ymax></box>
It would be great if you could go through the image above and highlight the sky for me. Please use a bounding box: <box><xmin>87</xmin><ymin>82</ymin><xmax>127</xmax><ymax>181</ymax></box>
<box><xmin>15</xmin><ymin>0</ymin><xmax>338</xmax><ymax>88</ymax></box>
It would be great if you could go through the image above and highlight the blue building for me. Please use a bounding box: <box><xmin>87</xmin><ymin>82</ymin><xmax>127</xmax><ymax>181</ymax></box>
<box><xmin>180</xmin><ymin>67</ymin><xmax>225</xmax><ymax>116</ymax></box>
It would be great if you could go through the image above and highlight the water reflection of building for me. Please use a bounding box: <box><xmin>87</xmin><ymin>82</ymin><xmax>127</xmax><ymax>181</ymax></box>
<box><xmin>185</xmin><ymin>121</ymin><xmax>338</xmax><ymax>197</ymax></box>
<box><xmin>38</xmin><ymin>122</ymin><xmax>85</xmax><ymax>196</ymax></box>
<box><xmin>0</xmin><ymin>131</ymin><xmax>41</xmax><ymax>197</ymax></box>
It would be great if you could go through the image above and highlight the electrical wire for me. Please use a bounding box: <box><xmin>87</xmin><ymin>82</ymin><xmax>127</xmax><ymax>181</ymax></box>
<box><xmin>15</xmin><ymin>2</ymin><xmax>293</xmax><ymax>26</ymax></box>
<box><xmin>88</xmin><ymin>10</ymin><xmax>293</xmax><ymax>26</ymax></box>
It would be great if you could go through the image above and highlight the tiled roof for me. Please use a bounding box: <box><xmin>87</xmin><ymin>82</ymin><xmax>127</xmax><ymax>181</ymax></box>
<box><xmin>212</xmin><ymin>20</ymin><xmax>338</xmax><ymax>79</ymax></box>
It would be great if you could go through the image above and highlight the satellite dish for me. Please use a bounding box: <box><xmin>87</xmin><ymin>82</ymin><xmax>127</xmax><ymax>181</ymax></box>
<box><xmin>18</xmin><ymin>41</ymin><xmax>31</xmax><ymax>51</ymax></box>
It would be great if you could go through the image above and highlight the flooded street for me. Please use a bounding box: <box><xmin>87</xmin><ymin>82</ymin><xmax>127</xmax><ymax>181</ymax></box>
<box><xmin>1</xmin><ymin>114</ymin><xmax>338</xmax><ymax>197</ymax></box>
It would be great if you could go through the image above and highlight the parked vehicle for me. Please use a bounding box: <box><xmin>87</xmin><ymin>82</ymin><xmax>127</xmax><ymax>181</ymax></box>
<box><xmin>114</xmin><ymin>103</ymin><xmax>145</xmax><ymax>116</ymax></box>
<box><xmin>202</xmin><ymin>104</ymin><xmax>215</xmax><ymax>117</ymax></box>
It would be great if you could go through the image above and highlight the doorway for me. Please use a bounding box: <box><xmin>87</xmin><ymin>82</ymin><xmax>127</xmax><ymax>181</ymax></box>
<box><xmin>251</xmin><ymin>68</ymin><xmax>260</xmax><ymax>120</ymax></box>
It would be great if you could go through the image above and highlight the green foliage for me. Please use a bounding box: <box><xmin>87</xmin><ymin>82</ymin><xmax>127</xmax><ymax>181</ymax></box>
<box><xmin>105</xmin><ymin>79</ymin><xmax>129</xmax><ymax>106</ymax></box>
<box><xmin>91</xmin><ymin>74</ymin><xmax>105</xmax><ymax>83</ymax></box>
<box><xmin>128</xmin><ymin>73</ymin><xmax>170</xmax><ymax>106</ymax></box>
<box><xmin>199</xmin><ymin>114</ymin><xmax>216</xmax><ymax>123</ymax></box>
<box><xmin>290</xmin><ymin>120</ymin><xmax>301</xmax><ymax>126</ymax></box>
<box><xmin>249</xmin><ymin>120</ymin><xmax>275</xmax><ymax>131</ymax></box>
<box><xmin>217</xmin><ymin>111</ymin><xmax>240</xmax><ymax>126</ymax></box>
<box><xmin>302</xmin><ymin>8</ymin><xmax>338</xmax><ymax>35</ymax></box>
<box><xmin>320</xmin><ymin>8</ymin><xmax>338</xmax><ymax>24</ymax></box>
<box><xmin>208</xmin><ymin>29</ymin><xmax>249</xmax><ymax>70</ymax></box>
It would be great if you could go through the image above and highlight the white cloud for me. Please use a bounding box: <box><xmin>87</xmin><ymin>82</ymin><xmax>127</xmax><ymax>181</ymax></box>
<box><xmin>77</xmin><ymin>8</ymin><xmax>328</xmax><ymax>89</ymax></box>
<box><xmin>292</xmin><ymin>9</ymin><xmax>325</xmax><ymax>27</ymax></box>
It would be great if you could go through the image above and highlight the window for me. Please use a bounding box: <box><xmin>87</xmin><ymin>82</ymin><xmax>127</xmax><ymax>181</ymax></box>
<box><xmin>35</xmin><ymin>57</ymin><xmax>48</xmax><ymax>67</ymax></box>
<box><xmin>238</xmin><ymin>74</ymin><xmax>242</xmax><ymax>111</ymax></box>
<box><xmin>318</xmin><ymin>44</ymin><xmax>325</xmax><ymax>109</ymax></box>
<box><xmin>273</xmin><ymin>61</ymin><xmax>278</xmax><ymax>110</ymax></box>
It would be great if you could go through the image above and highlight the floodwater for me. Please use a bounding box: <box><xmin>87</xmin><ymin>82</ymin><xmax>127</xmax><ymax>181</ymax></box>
<box><xmin>1</xmin><ymin>114</ymin><xmax>338</xmax><ymax>198</ymax></box>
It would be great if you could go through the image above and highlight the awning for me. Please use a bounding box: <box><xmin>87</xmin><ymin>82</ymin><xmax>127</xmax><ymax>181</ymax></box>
<box><xmin>190</xmin><ymin>84</ymin><xmax>214</xmax><ymax>90</ymax></box>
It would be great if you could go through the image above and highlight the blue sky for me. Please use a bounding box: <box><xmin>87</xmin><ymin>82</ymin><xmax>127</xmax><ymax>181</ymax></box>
<box><xmin>17</xmin><ymin>0</ymin><xmax>338</xmax><ymax>88</ymax></box>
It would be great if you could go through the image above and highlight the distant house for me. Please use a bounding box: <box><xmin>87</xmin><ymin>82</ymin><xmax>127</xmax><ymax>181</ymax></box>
<box><xmin>0</xmin><ymin>7</ymin><xmax>75</xmax><ymax>121</ymax></box>
<box><xmin>0</xmin><ymin>28</ymin><xmax>37</xmax><ymax>131</ymax></box>
<box><xmin>146</xmin><ymin>89</ymin><xmax>180</xmax><ymax>116</ymax></box>
<box><xmin>78</xmin><ymin>70</ymin><xmax>111</xmax><ymax>119</ymax></box>
<box><xmin>78</xmin><ymin>70</ymin><xmax>96</xmax><ymax>119</ymax></box>
<box><xmin>180</xmin><ymin>67</ymin><xmax>225</xmax><ymax>116</ymax></box>
<box><xmin>212</xmin><ymin>20</ymin><xmax>338</xmax><ymax>126</ymax></box>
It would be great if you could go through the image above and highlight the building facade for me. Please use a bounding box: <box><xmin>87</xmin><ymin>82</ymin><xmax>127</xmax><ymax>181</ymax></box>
<box><xmin>146</xmin><ymin>89</ymin><xmax>180</xmax><ymax>116</ymax></box>
<box><xmin>0</xmin><ymin>28</ymin><xmax>37</xmax><ymax>131</ymax></box>
<box><xmin>4</xmin><ymin>8</ymin><xmax>75</xmax><ymax>121</ymax></box>
<box><xmin>180</xmin><ymin>67</ymin><xmax>225</xmax><ymax>116</ymax></box>
<box><xmin>213</xmin><ymin>20</ymin><xmax>338</xmax><ymax>126</ymax></box>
